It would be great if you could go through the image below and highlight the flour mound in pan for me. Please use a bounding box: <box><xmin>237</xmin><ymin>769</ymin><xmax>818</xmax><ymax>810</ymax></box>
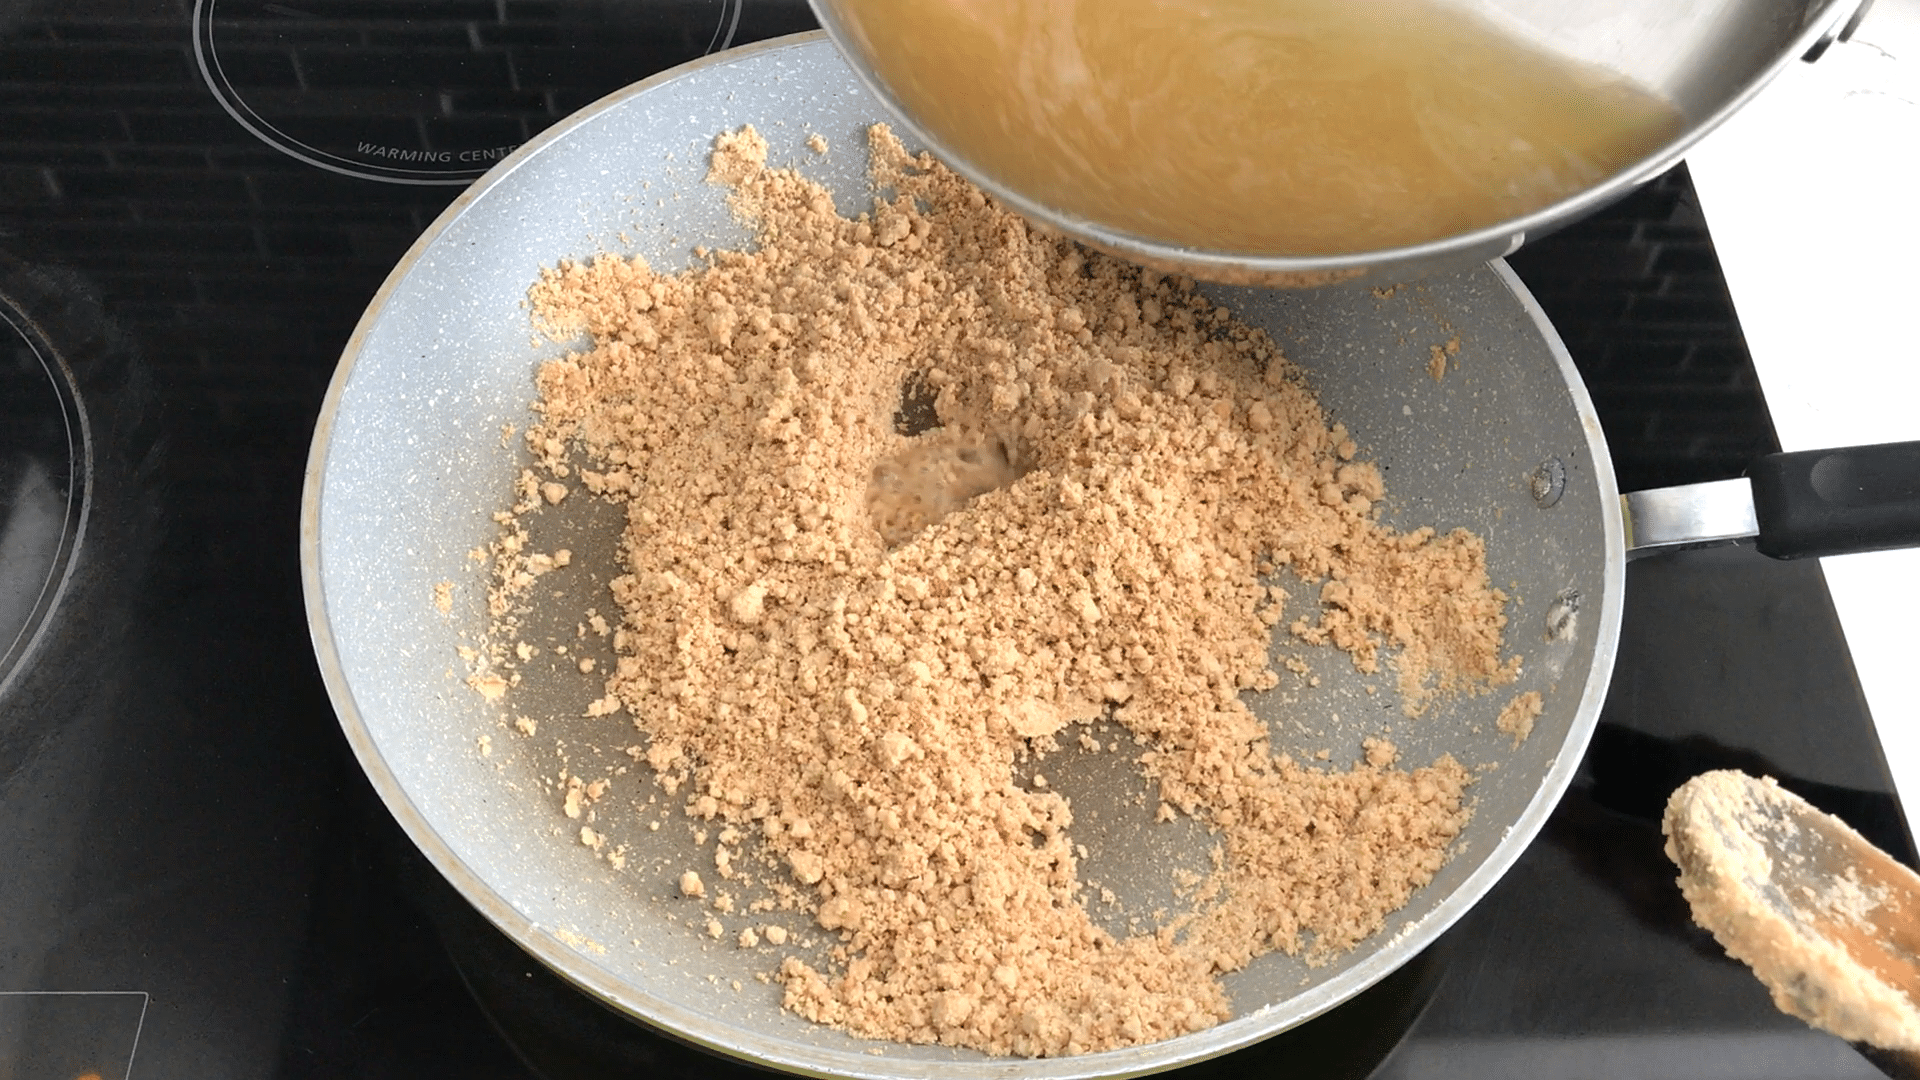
<box><xmin>487</xmin><ymin>124</ymin><xmax>1516</xmax><ymax>1057</ymax></box>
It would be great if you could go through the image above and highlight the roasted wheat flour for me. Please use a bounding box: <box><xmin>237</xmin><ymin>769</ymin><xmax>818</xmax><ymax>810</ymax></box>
<box><xmin>482</xmin><ymin>124</ymin><xmax>1514</xmax><ymax>1057</ymax></box>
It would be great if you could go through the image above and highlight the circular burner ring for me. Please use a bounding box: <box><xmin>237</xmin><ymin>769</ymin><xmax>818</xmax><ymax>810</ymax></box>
<box><xmin>193</xmin><ymin>0</ymin><xmax>744</xmax><ymax>184</ymax></box>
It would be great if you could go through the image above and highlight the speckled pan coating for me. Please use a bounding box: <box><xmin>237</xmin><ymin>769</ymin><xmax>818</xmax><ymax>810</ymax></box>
<box><xmin>301</xmin><ymin>32</ymin><xmax>1623</xmax><ymax>1079</ymax></box>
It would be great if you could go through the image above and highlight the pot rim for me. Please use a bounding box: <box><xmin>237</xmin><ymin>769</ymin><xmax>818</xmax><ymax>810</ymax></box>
<box><xmin>804</xmin><ymin>0</ymin><xmax>1855</xmax><ymax>282</ymax></box>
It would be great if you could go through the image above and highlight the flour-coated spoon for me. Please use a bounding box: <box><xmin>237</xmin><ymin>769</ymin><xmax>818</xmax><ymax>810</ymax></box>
<box><xmin>1665</xmin><ymin>770</ymin><xmax>1920</xmax><ymax>1078</ymax></box>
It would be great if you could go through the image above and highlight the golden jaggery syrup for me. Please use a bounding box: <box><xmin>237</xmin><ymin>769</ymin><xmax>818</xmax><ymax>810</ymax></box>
<box><xmin>837</xmin><ymin>0</ymin><xmax>1683</xmax><ymax>254</ymax></box>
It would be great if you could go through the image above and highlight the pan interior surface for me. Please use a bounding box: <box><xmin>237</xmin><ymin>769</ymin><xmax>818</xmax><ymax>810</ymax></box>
<box><xmin>305</xmin><ymin>33</ymin><xmax>1620</xmax><ymax>1079</ymax></box>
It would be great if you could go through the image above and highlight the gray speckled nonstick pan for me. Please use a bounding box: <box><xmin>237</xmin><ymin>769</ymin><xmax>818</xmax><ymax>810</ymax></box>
<box><xmin>301</xmin><ymin>32</ymin><xmax>1623</xmax><ymax>1079</ymax></box>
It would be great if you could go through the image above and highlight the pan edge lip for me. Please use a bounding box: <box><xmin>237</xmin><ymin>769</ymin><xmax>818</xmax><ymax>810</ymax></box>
<box><xmin>300</xmin><ymin>36</ymin><xmax>1628</xmax><ymax>1080</ymax></box>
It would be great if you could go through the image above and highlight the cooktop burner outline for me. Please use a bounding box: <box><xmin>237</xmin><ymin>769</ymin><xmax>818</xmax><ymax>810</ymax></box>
<box><xmin>0</xmin><ymin>298</ymin><xmax>89</xmax><ymax>701</ymax></box>
<box><xmin>192</xmin><ymin>0</ymin><xmax>745</xmax><ymax>185</ymax></box>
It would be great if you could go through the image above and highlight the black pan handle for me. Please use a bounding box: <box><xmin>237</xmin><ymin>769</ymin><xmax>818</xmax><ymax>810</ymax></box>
<box><xmin>1751</xmin><ymin>441</ymin><xmax>1920</xmax><ymax>560</ymax></box>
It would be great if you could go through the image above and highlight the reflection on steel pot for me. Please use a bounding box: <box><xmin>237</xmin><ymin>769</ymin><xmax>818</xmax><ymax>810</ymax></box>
<box><xmin>300</xmin><ymin>33</ymin><xmax>1920</xmax><ymax>1080</ymax></box>
<box><xmin>807</xmin><ymin>0</ymin><xmax>1862</xmax><ymax>286</ymax></box>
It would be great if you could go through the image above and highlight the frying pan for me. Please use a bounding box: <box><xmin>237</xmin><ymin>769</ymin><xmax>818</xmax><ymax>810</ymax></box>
<box><xmin>299</xmin><ymin>32</ymin><xmax>1920</xmax><ymax>1079</ymax></box>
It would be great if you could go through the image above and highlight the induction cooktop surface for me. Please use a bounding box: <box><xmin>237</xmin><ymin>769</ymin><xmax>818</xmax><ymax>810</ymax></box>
<box><xmin>0</xmin><ymin>4</ymin><xmax>1907</xmax><ymax>1078</ymax></box>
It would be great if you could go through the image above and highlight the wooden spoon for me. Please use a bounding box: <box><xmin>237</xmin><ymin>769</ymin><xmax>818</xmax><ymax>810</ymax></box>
<box><xmin>1664</xmin><ymin>770</ymin><xmax>1920</xmax><ymax>1078</ymax></box>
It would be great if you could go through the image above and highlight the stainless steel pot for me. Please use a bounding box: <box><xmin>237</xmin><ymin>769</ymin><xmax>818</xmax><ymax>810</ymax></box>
<box><xmin>806</xmin><ymin>0</ymin><xmax>1863</xmax><ymax>286</ymax></box>
<box><xmin>300</xmin><ymin>33</ymin><xmax>1919</xmax><ymax>1079</ymax></box>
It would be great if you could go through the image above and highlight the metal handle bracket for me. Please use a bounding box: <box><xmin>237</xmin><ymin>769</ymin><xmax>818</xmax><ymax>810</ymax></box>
<box><xmin>1623</xmin><ymin>478</ymin><xmax>1761</xmax><ymax>559</ymax></box>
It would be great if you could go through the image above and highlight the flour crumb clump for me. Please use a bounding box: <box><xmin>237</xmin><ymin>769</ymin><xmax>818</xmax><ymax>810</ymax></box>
<box><xmin>506</xmin><ymin>124</ymin><xmax>1513</xmax><ymax>1057</ymax></box>
<box><xmin>1496</xmin><ymin>690</ymin><xmax>1543</xmax><ymax>745</ymax></box>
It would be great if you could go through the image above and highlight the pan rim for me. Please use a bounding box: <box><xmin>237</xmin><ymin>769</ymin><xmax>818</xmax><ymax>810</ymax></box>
<box><xmin>300</xmin><ymin>32</ymin><xmax>1626</xmax><ymax>1079</ymax></box>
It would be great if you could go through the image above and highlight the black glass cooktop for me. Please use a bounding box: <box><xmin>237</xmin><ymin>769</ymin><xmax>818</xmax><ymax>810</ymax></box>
<box><xmin>0</xmin><ymin>3</ymin><xmax>1907</xmax><ymax>1078</ymax></box>
<box><xmin>191</xmin><ymin>0</ymin><xmax>756</xmax><ymax>183</ymax></box>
